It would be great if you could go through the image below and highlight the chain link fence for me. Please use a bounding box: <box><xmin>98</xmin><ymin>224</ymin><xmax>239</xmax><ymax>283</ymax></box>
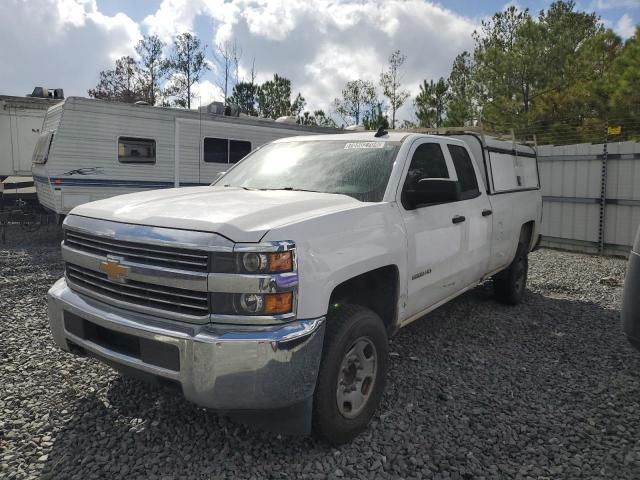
<box><xmin>514</xmin><ymin>119</ymin><xmax>640</xmax><ymax>257</ymax></box>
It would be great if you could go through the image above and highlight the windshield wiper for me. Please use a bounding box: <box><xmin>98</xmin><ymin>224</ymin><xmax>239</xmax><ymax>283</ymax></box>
<box><xmin>222</xmin><ymin>185</ymin><xmax>255</xmax><ymax>190</ymax></box>
<box><xmin>265</xmin><ymin>187</ymin><xmax>324</xmax><ymax>193</ymax></box>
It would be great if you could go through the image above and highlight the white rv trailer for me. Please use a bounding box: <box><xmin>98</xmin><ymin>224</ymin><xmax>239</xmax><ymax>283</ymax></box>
<box><xmin>32</xmin><ymin>97</ymin><xmax>340</xmax><ymax>215</ymax></box>
<box><xmin>1</xmin><ymin>94</ymin><xmax>63</xmax><ymax>205</ymax></box>
<box><xmin>1</xmin><ymin>94</ymin><xmax>62</xmax><ymax>179</ymax></box>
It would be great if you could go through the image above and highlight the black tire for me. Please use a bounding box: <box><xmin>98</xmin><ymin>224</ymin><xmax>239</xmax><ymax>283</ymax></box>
<box><xmin>493</xmin><ymin>241</ymin><xmax>528</xmax><ymax>305</ymax></box>
<box><xmin>313</xmin><ymin>304</ymin><xmax>389</xmax><ymax>444</ymax></box>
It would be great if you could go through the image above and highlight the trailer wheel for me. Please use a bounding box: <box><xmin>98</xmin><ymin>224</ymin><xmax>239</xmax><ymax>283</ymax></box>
<box><xmin>313</xmin><ymin>304</ymin><xmax>388</xmax><ymax>445</ymax></box>
<box><xmin>493</xmin><ymin>241</ymin><xmax>528</xmax><ymax>305</ymax></box>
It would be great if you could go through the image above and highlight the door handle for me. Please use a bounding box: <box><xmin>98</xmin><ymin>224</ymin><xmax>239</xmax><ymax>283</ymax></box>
<box><xmin>452</xmin><ymin>215</ymin><xmax>466</xmax><ymax>224</ymax></box>
<box><xmin>482</xmin><ymin>209</ymin><xmax>493</xmax><ymax>216</ymax></box>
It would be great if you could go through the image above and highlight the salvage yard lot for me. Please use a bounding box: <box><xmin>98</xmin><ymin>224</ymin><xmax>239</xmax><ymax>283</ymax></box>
<box><xmin>1</xmin><ymin>227</ymin><xmax>639</xmax><ymax>480</ymax></box>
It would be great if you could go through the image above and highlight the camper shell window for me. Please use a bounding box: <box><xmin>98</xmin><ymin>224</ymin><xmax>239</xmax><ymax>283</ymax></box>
<box><xmin>118</xmin><ymin>137</ymin><xmax>156</xmax><ymax>164</ymax></box>
<box><xmin>204</xmin><ymin>138</ymin><xmax>252</xmax><ymax>164</ymax></box>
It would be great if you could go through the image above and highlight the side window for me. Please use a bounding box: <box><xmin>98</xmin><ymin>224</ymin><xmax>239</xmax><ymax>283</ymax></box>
<box><xmin>118</xmin><ymin>137</ymin><xmax>156</xmax><ymax>164</ymax></box>
<box><xmin>204</xmin><ymin>138</ymin><xmax>228</xmax><ymax>163</ymax></box>
<box><xmin>402</xmin><ymin>142</ymin><xmax>449</xmax><ymax>193</ymax></box>
<box><xmin>448</xmin><ymin>144</ymin><xmax>480</xmax><ymax>200</ymax></box>
<box><xmin>229</xmin><ymin>140</ymin><xmax>252</xmax><ymax>164</ymax></box>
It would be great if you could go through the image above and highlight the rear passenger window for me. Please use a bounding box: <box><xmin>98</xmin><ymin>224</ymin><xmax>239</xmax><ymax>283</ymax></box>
<box><xmin>229</xmin><ymin>140</ymin><xmax>252</xmax><ymax>163</ymax></box>
<box><xmin>118</xmin><ymin>137</ymin><xmax>156</xmax><ymax>164</ymax></box>
<box><xmin>448</xmin><ymin>144</ymin><xmax>480</xmax><ymax>200</ymax></box>
<box><xmin>403</xmin><ymin>143</ymin><xmax>449</xmax><ymax>192</ymax></box>
<box><xmin>204</xmin><ymin>138</ymin><xmax>228</xmax><ymax>163</ymax></box>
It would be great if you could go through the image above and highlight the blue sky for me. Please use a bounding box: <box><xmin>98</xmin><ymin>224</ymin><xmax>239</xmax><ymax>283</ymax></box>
<box><xmin>1</xmin><ymin>0</ymin><xmax>638</xmax><ymax>122</ymax></box>
<box><xmin>94</xmin><ymin>0</ymin><xmax>639</xmax><ymax>24</ymax></box>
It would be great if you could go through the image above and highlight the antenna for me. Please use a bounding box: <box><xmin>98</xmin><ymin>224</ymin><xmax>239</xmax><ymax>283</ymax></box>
<box><xmin>374</xmin><ymin>126</ymin><xmax>388</xmax><ymax>138</ymax></box>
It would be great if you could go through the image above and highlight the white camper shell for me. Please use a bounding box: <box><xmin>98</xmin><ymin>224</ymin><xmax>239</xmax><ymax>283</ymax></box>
<box><xmin>32</xmin><ymin>97</ymin><xmax>339</xmax><ymax>215</ymax></box>
<box><xmin>409</xmin><ymin>128</ymin><xmax>540</xmax><ymax>194</ymax></box>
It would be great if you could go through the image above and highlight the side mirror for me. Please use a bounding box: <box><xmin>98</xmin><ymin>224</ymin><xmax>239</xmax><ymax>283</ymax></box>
<box><xmin>405</xmin><ymin>178</ymin><xmax>461</xmax><ymax>209</ymax></box>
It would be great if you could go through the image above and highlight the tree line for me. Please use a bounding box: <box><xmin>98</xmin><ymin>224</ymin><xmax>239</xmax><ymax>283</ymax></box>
<box><xmin>88</xmin><ymin>31</ymin><xmax>408</xmax><ymax>129</ymax></box>
<box><xmin>88</xmin><ymin>33</ymin><xmax>330</xmax><ymax>125</ymax></box>
<box><xmin>414</xmin><ymin>1</ymin><xmax>640</xmax><ymax>143</ymax></box>
<box><xmin>89</xmin><ymin>1</ymin><xmax>639</xmax><ymax>140</ymax></box>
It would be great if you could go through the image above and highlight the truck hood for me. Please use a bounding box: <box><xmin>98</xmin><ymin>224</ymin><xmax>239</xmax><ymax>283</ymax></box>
<box><xmin>69</xmin><ymin>186</ymin><xmax>364</xmax><ymax>242</ymax></box>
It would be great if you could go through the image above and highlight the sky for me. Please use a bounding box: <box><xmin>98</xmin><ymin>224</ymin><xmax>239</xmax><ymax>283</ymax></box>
<box><xmin>0</xmin><ymin>0</ymin><xmax>638</xmax><ymax>124</ymax></box>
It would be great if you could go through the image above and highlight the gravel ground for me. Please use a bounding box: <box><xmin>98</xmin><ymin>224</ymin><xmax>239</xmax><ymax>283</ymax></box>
<box><xmin>1</xmin><ymin>226</ymin><xmax>639</xmax><ymax>480</ymax></box>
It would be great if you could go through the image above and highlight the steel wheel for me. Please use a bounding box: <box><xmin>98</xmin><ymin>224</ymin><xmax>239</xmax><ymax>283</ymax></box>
<box><xmin>336</xmin><ymin>336</ymin><xmax>378</xmax><ymax>419</ymax></box>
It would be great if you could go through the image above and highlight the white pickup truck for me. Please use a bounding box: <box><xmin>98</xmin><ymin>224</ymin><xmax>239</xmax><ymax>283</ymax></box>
<box><xmin>47</xmin><ymin>130</ymin><xmax>541</xmax><ymax>444</ymax></box>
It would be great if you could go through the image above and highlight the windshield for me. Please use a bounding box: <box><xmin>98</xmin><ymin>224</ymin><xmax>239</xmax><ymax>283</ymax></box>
<box><xmin>215</xmin><ymin>140</ymin><xmax>400</xmax><ymax>202</ymax></box>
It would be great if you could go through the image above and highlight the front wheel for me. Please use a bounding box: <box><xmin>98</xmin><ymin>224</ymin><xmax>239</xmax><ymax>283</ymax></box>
<box><xmin>313</xmin><ymin>305</ymin><xmax>389</xmax><ymax>444</ymax></box>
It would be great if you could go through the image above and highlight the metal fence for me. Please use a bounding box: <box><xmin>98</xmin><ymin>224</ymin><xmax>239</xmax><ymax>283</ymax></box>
<box><xmin>537</xmin><ymin>140</ymin><xmax>640</xmax><ymax>257</ymax></box>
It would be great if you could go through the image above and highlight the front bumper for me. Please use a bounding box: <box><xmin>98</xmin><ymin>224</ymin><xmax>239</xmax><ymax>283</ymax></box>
<box><xmin>48</xmin><ymin>278</ymin><xmax>325</xmax><ymax>410</ymax></box>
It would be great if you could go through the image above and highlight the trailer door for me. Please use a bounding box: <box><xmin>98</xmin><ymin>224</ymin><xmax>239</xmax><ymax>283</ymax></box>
<box><xmin>14</xmin><ymin>110</ymin><xmax>45</xmax><ymax>175</ymax></box>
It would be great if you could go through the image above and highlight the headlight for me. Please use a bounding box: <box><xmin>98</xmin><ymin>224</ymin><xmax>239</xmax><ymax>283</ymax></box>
<box><xmin>239</xmin><ymin>293</ymin><xmax>263</xmax><ymax>313</ymax></box>
<box><xmin>212</xmin><ymin>292</ymin><xmax>294</xmax><ymax>315</ymax></box>
<box><xmin>209</xmin><ymin>242</ymin><xmax>297</xmax><ymax>319</ymax></box>
<box><xmin>238</xmin><ymin>251</ymin><xmax>293</xmax><ymax>273</ymax></box>
<box><xmin>241</xmin><ymin>253</ymin><xmax>267</xmax><ymax>273</ymax></box>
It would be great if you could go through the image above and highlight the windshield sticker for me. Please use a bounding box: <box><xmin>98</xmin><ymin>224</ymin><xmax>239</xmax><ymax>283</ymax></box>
<box><xmin>344</xmin><ymin>142</ymin><xmax>385</xmax><ymax>150</ymax></box>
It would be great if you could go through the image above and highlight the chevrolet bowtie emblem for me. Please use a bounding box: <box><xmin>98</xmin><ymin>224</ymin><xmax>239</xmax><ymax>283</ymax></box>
<box><xmin>99</xmin><ymin>259</ymin><xmax>130</xmax><ymax>282</ymax></box>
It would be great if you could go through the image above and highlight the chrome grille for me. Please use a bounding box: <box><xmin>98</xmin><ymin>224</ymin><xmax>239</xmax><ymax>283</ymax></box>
<box><xmin>65</xmin><ymin>230</ymin><xmax>209</xmax><ymax>272</ymax></box>
<box><xmin>66</xmin><ymin>264</ymin><xmax>209</xmax><ymax>318</ymax></box>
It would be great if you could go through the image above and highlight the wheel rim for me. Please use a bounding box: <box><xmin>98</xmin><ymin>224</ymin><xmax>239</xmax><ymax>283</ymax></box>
<box><xmin>336</xmin><ymin>336</ymin><xmax>378</xmax><ymax>419</ymax></box>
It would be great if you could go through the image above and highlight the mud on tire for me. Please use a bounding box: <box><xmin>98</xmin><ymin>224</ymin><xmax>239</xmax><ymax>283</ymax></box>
<box><xmin>312</xmin><ymin>304</ymin><xmax>389</xmax><ymax>444</ymax></box>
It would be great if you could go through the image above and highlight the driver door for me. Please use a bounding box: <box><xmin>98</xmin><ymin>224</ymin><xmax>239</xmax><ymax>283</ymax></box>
<box><xmin>399</xmin><ymin>140</ymin><xmax>469</xmax><ymax>321</ymax></box>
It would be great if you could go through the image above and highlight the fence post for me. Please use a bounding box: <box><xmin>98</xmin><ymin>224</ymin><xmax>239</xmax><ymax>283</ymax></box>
<box><xmin>598</xmin><ymin>124</ymin><xmax>609</xmax><ymax>254</ymax></box>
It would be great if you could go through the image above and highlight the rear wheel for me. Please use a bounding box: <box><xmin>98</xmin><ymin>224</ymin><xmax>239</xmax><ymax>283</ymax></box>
<box><xmin>494</xmin><ymin>241</ymin><xmax>528</xmax><ymax>305</ymax></box>
<box><xmin>313</xmin><ymin>304</ymin><xmax>388</xmax><ymax>444</ymax></box>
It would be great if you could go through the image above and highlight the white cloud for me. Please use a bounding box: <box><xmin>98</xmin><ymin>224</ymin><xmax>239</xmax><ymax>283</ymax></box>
<box><xmin>191</xmin><ymin>80</ymin><xmax>225</xmax><ymax>107</ymax></box>
<box><xmin>615</xmin><ymin>12</ymin><xmax>637</xmax><ymax>37</ymax></box>
<box><xmin>590</xmin><ymin>0</ymin><xmax>640</xmax><ymax>10</ymax></box>
<box><xmin>2</xmin><ymin>0</ymin><xmax>478</xmax><ymax>123</ymax></box>
<box><xmin>0</xmin><ymin>0</ymin><xmax>141</xmax><ymax>96</ymax></box>
<box><xmin>201</xmin><ymin>0</ymin><xmax>477</xmax><ymax>122</ymax></box>
<box><xmin>143</xmin><ymin>0</ymin><xmax>211</xmax><ymax>42</ymax></box>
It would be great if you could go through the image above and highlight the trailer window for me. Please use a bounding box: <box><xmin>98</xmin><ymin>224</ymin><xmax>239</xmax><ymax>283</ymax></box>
<box><xmin>204</xmin><ymin>138</ymin><xmax>228</xmax><ymax>163</ymax></box>
<box><xmin>204</xmin><ymin>138</ymin><xmax>252</xmax><ymax>164</ymax></box>
<box><xmin>448</xmin><ymin>144</ymin><xmax>480</xmax><ymax>200</ymax></box>
<box><xmin>230</xmin><ymin>140</ymin><xmax>252</xmax><ymax>164</ymax></box>
<box><xmin>118</xmin><ymin>137</ymin><xmax>156</xmax><ymax>164</ymax></box>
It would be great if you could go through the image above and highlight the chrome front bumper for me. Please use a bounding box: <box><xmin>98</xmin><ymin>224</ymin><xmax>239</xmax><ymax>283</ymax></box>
<box><xmin>48</xmin><ymin>278</ymin><xmax>325</xmax><ymax>410</ymax></box>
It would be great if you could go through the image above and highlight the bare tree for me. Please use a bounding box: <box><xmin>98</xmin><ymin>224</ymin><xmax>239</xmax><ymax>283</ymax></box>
<box><xmin>228</xmin><ymin>57</ymin><xmax>258</xmax><ymax>115</ymax></box>
<box><xmin>215</xmin><ymin>40</ymin><xmax>242</xmax><ymax>104</ymax></box>
<box><xmin>380</xmin><ymin>50</ymin><xmax>410</xmax><ymax>128</ymax></box>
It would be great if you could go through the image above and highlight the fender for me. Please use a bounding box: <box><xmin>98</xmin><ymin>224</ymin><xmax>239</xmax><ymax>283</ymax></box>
<box><xmin>263</xmin><ymin>202</ymin><xmax>408</xmax><ymax>321</ymax></box>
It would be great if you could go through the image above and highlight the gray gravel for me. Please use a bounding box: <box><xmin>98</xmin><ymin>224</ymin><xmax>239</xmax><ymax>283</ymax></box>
<box><xmin>1</xmin><ymin>226</ymin><xmax>639</xmax><ymax>479</ymax></box>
